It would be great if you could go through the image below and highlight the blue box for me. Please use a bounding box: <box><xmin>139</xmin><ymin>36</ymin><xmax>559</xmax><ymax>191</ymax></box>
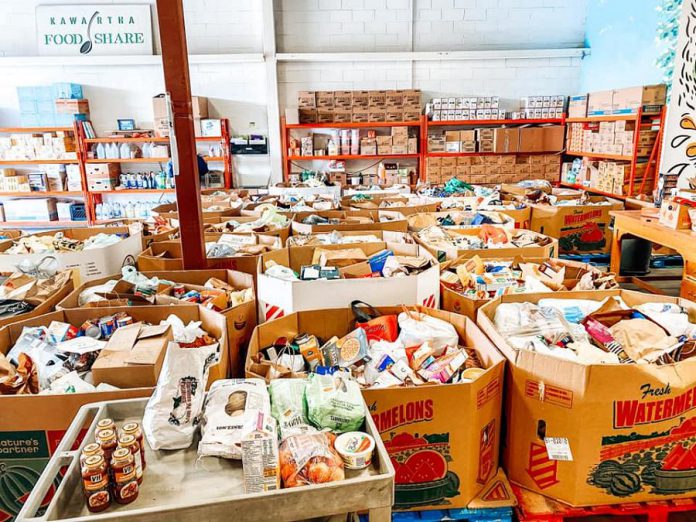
<box><xmin>16</xmin><ymin>86</ymin><xmax>36</xmax><ymax>102</ymax></box>
<box><xmin>38</xmin><ymin>113</ymin><xmax>57</xmax><ymax>127</ymax></box>
<box><xmin>20</xmin><ymin>113</ymin><xmax>42</xmax><ymax>126</ymax></box>
<box><xmin>35</xmin><ymin>86</ymin><xmax>55</xmax><ymax>101</ymax></box>
<box><xmin>18</xmin><ymin>100</ymin><xmax>38</xmax><ymax>113</ymax></box>
<box><xmin>37</xmin><ymin>100</ymin><xmax>56</xmax><ymax>114</ymax></box>
<box><xmin>53</xmin><ymin>83</ymin><xmax>83</xmax><ymax>100</ymax></box>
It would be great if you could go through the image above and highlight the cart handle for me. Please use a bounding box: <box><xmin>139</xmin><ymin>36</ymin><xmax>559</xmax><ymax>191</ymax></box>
<box><xmin>18</xmin><ymin>402</ymin><xmax>105</xmax><ymax>522</ymax></box>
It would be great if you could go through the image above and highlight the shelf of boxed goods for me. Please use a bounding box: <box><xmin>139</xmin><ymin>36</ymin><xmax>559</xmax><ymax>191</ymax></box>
<box><xmin>0</xmin><ymin>158</ymin><xmax>79</xmax><ymax>164</ymax></box>
<box><xmin>562</xmin><ymin>107</ymin><xmax>666</xmax><ymax>199</ymax></box>
<box><xmin>287</xmin><ymin>153</ymin><xmax>420</xmax><ymax>160</ymax></box>
<box><xmin>423</xmin><ymin>116</ymin><xmax>567</xmax><ymax>185</ymax></box>
<box><xmin>426</xmin><ymin>117</ymin><xmax>565</xmax><ymax>127</ymax></box>
<box><xmin>0</xmin><ymin>123</ymin><xmax>92</xmax><ymax>227</ymax></box>
<box><xmin>428</xmin><ymin>150</ymin><xmax>560</xmax><ymax>157</ymax></box>
<box><xmin>75</xmin><ymin>117</ymin><xmax>234</xmax><ymax>223</ymax></box>
<box><xmin>281</xmin><ymin>116</ymin><xmax>423</xmax><ymax>182</ymax></box>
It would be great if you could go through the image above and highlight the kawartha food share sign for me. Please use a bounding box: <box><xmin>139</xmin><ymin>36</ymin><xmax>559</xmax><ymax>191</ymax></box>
<box><xmin>36</xmin><ymin>4</ymin><xmax>153</xmax><ymax>56</ymax></box>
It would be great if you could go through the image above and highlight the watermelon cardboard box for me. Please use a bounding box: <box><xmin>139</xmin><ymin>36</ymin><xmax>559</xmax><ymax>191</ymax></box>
<box><xmin>477</xmin><ymin>289</ymin><xmax>696</xmax><ymax>506</ymax></box>
<box><xmin>527</xmin><ymin>196</ymin><xmax>623</xmax><ymax>254</ymax></box>
<box><xmin>244</xmin><ymin>306</ymin><xmax>505</xmax><ymax>511</ymax></box>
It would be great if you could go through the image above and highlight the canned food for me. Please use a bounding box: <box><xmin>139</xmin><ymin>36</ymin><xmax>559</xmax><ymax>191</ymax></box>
<box><xmin>99</xmin><ymin>316</ymin><xmax>116</xmax><ymax>338</ymax></box>
<box><xmin>172</xmin><ymin>284</ymin><xmax>186</xmax><ymax>298</ymax></box>
<box><xmin>116</xmin><ymin>316</ymin><xmax>133</xmax><ymax>328</ymax></box>
<box><xmin>81</xmin><ymin>320</ymin><xmax>101</xmax><ymax>339</ymax></box>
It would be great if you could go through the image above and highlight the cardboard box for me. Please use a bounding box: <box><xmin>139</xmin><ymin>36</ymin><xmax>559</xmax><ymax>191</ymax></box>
<box><xmin>351</xmin><ymin>90</ymin><xmax>369</xmax><ymax>108</ymax></box>
<box><xmin>0</xmin><ymin>227</ymin><xmax>141</xmax><ymax>283</ymax></box>
<box><xmin>58</xmin><ymin>269</ymin><xmax>256</xmax><ymax>377</ymax></box>
<box><xmin>316</xmin><ymin>91</ymin><xmax>335</xmax><ymax>109</ymax></box>
<box><xmin>659</xmin><ymin>199</ymin><xmax>692</xmax><ymax>229</ymax></box>
<box><xmin>297</xmin><ymin>91</ymin><xmax>316</xmax><ymax>108</ymax></box>
<box><xmin>136</xmin><ymin>235</ymin><xmax>280</xmax><ymax>278</ymax></box>
<box><xmin>529</xmin><ymin>197</ymin><xmax>624</xmax><ymax>253</ymax></box>
<box><xmin>568</xmin><ymin>94</ymin><xmax>588</xmax><ymax>118</ymax></box>
<box><xmin>612</xmin><ymin>84</ymin><xmax>667</xmax><ymax>114</ymax></box>
<box><xmin>291</xmin><ymin>210</ymin><xmax>408</xmax><ymax>235</ymax></box>
<box><xmin>91</xmin><ymin>321</ymin><xmax>173</xmax><ymax>388</ymax></box>
<box><xmin>351</xmin><ymin>110</ymin><xmax>369</xmax><ymax>123</ymax></box>
<box><xmin>441</xmin><ymin>257</ymin><xmax>601</xmax><ymax>321</ymax></box>
<box><xmin>542</xmin><ymin>126</ymin><xmax>565</xmax><ymax>151</ymax></box>
<box><xmin>369</xmin><ymin>90</ymin><xmax>387</xmax><ymax>108</ymax></box>
<box><xmin>415</xmin><ymin>227</ymin><xmax>557</xmax><ymax>262</ymax></box>
<box><xmin>257</xmin><ymin>240</ymin><xmax>439</xmax><ymax>321</ymax></box>
<box><xmin>518</xmin><ymin>128</ymin><xmax>546</xmax><ymax>153</ymax></box>
<box><xmin>493</xmin><ymin>128</ymin><xmax>520</xmax><ymax>153</ymax></box>
<box><xmin>245</xmin><ymin>306</ymin><xmax>505</xmax><ymax>510</ymax></box>
<box><xmin>153</xmin><ymin>94</ymin><xmax>208</xmax><ymax>119</ymax></box>
<box><xmin>299</xmin><ymin>108</ymin><xmax>317</xmax><ymax>124</ymax></box>
<box><xmin>2</xmin><ymin>198</ymin><xmax>57</xmax><ymax>222</ymax></box>
<box><xmin>587</xmin><ymin>90</ymin><xmax>614</xmax><ymax>116</ymax></box>
<box><xmin>477</xmin><ymin>289</ymin><xmax>696</xmax><ymax>506</ymax></box>
<box><xmin>86</xmin><ymin>162</ymin><xmax>120</xmax><ymax>179</ymax></box>
<box><xmin>55</xmin><ymin>98</ymin><xmax>89</xmax><ymax>114</ymax></box>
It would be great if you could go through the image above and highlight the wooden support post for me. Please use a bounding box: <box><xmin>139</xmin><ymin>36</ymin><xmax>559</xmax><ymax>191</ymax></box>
<box><xmin>155</xmin><ymin>0</ymin><xmax>206</xmax><ymax>269</ymax></box>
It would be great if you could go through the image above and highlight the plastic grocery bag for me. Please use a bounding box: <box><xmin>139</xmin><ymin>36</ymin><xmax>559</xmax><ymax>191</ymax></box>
<box><xmin>396</xmin><ymin>310</ymin><xmax>458</xmax><ymax>354</ymax></box>
<box><xmin>279</xmin><ymin>432</ymin><xmax>345</xmax><ymax>488</ymax></box>
<box><xmin>198</xmin><ymin>379</ymin><xmax>271</xmax><ymax>459</ymax></box>
<box><xmin>142</xmin><ymin>342</ymin><xmax>218</xmax><ymax>450</ymax></box>
<box><xmin>305</xmin><ymin>373</ymin><xmax>365</xmax><ymax>433</ymax></box>
<box><xmin>269</xmin><ymin>379</ymin><xmax>313</xmax><ymax>439</ymax></box>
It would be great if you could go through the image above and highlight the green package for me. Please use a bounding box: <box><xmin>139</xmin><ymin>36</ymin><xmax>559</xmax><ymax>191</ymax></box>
<box><xmin>269</xmin><ymin>378</ymin><xmax>312</xmax><ymax>439</ymax></box>
<box><xmin>305</xmin><ymin>373</ymin><xmax>365</xmax><ymax>433</ymax></box>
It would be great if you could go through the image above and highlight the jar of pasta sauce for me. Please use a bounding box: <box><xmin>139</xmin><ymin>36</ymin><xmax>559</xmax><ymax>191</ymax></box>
<box><xmin>80</xmin><ymin>443</ymin><xmax>105</xmax><ymax>470</ymax></box>
<box><xmin>121</xmin><ymin>422</ymin><xmax>146</xmax><ymax>470</ymax></box>
<box><xmin>111</xmin><ymin>448</ymin><xmax>139</xmax><ymax>504</ymax></box>
<box><xmin>96</xmin><ymin>429</ymin><xmax>118</xmax><ymax>464</ymax></box>
<box><xmin>118</xmin><ymin>434</ymin><xmax>143</xmax><ymax>485</ymax></box>
<box><xmin>82</xmin><ymin>455</ymin><xmax>111</xmax><ymax>513</ymax></box>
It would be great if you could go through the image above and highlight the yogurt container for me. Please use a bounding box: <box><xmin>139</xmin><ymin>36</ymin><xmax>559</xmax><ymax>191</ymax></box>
<box><xmin>334</xmin><ymin>432</ymin><xmax>375</xmax><ymax>470</ymax></box>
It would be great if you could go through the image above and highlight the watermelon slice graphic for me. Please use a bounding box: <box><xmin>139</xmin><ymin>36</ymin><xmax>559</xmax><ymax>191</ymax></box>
<box><xmin>401</xmin><ymin>450</ymin><xmax>448</xmax><ymax>484</ymax></box>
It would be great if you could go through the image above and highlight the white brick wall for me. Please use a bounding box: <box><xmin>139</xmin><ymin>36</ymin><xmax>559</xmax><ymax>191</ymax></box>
<box><xmin>276</xmin><ymin>0</ymin><xmax>587</xmax><ymax>52</ymax></box>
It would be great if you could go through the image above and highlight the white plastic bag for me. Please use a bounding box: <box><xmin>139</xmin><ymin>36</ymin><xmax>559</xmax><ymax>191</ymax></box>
<box><xmin>142</xmin><ymin>342</ymin><xmax>218</xmax><ymax>450</ymax></box>
<box><xmin>396</xmin><ymin>311</ymin><xmax>458</xmax><ymax>354</ymax></box>
<box><xmin>198</xmin><ymin>379</ymin><xmax>272</xmax><ymax>459</ymax></box>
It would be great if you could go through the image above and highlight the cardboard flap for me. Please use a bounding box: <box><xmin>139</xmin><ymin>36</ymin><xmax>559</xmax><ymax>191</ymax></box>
<box><xmin>139</xmin><ymin>324</ymin><xmax>170</xmax><ymax>339</ymax></box>
<box><xmin>104</xmin><ymin>323</ymin><xmax>142</xmax><ymax>352</ymax></box>
<box><xmin>127</xmin><ymin>336</ymin><xmax>169</xmax><ymax>365</ymax></box>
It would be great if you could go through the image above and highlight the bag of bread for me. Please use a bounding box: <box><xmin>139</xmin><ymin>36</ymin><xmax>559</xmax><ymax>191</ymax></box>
<box><xmin>198</xmin><ymin>379</ymin><xmax>272</xmax><ymax>459</ymax></box>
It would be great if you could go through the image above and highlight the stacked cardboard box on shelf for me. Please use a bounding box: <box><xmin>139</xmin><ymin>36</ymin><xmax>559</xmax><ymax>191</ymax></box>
<box><xmin>567</xmin><ymin>120</ymin><xmax>657</xmax><ymax>157</ymax></box>
<box><xmin>153</xmin><ymin>94</ymin><xmax>208</xmax><ymax>138</ymax></box>
<box><xmin>297</xmin><ymin>89</ymin><xmax>421</xmax><ymax>124</ymax></box>
<box><xmin>571</xmin><ymin>84</ymin><xmax>667</xmax><ymax>117</ymax></box>
<box><xmin>86</xmin><ymin>163</ymin><xmax>120</xmax><ymax>191</ymax></box>
<box><xmin>428</xmin><ymin>96</ymin><xmax>505</xmax><ymax>121</ymax></box>
<box><xmin>428</xmin><ymin>126</ymin><xmax>564</xmax><ymax>154</ymax></box>
<box><xmin>0</xmin><ymin>131</ymin><xmax>77</xmax><ymax>162</ymax></box>
<box><xmin>562</xmin><ymin>158</ymin><xmax>650</xmax><ymax>196</ymax></box>
<box><xmin>519</xmin><ymin>95</ymin><xmax>566</xmax><ymax>119</ymax></box>
<box><xmin>427</xmin><ymin>154</ymin><xmax>560</xmax><ymax>185</ymax></box>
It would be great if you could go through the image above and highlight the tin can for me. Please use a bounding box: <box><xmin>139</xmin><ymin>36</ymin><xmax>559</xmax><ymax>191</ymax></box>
<box><xmin>99</xmin><ymin>316</ymin><xmax>116</xmax><ymax>338</ymax></box>
<box><xmin>116</xmin><ymin>316</ymin><xmax>133</xmax><ymax>328</ymax></box>
<box><xmin>81</xmin><ymin>320</ymin><xmax>102</xmax><ymax>339</ymax></box>
<box><xmin>172</xmin><ymin>284</ymin><xmax>186</xmax><ymax>298</ymax></box>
